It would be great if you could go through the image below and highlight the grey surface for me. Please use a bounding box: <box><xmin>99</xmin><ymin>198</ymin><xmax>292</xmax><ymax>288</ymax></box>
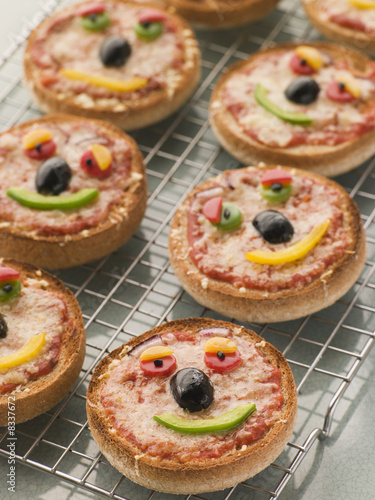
<box><xmin>0</xmin><ymin>1</ymin><xmax>375</xmax><ymax>499</ymax></box>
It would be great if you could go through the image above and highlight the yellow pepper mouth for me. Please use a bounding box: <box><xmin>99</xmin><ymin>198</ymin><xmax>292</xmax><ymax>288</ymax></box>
<box><xmin>246</xmin><ymin>219</ymin><xmax>330</xmax><ymax>265</ymax></box>
<box><xmin>59</xmin><ymin>68</ymin><xmax>148</xmax><ymax>92</ymax></box>
<box><xmin>0</xmin><ymin>333</ymin><xmax>46</xmax><ymax>371</ymax></box>
<box><xmin>348</xmin><ymin>0</ymin><xmax>375</xmax><ymax>8</ymax></box>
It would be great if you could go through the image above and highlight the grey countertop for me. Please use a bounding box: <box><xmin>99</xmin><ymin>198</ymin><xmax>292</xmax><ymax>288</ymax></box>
<box><xmin>0</xmin><ymin>1</ymin><xmax>375</xmax><ymax>499</ymax></box>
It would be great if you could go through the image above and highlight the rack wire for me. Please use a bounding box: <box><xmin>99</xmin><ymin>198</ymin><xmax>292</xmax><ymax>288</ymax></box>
<box><xmin>0</xmin><ymin>0</ymin><xmax>375</xmax><ymax>498</ymax></box>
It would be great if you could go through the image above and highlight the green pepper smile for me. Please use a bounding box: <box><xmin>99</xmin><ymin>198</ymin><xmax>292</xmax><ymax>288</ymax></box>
<box><xmin>7</xmin><ymin>187</ymin><xmax>99</xmax><ymax>210</ymax></box>
<box><xmin>154</xmin><ymin>403</ymin><xmax>256</xmax><ymax>434</ymax></box>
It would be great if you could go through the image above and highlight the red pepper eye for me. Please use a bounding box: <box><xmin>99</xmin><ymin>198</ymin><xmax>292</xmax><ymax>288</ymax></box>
<box><xmin>140</xmin><ymin>355</ymin><xmax>177</xmax><ymax>377</ymax></box>
<box><xmin>204</xmin><ymin>351</ymin><xmax>241</xmax><ymax>372</ymax></box>
<box><xmin>289</xmin><ymin>53</ymin><xmax>315</xmax><ymax>75</ymax></box>
<box><xmin>24</xmin><ymin>139</ymin><xmax>56</xmax><ymax>160</ymax></box>
<box><xmin>326</xmin><ymin>81</ymin><xmax>355</xmax><ymax>102</ymax></box>
<box><xmin>80</xmin><ymin>144</ymin><xmax>113</xmax><ymax>178</ymax></box>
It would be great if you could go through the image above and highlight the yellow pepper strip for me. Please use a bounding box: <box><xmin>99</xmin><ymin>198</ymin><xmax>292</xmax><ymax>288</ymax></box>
<box><xmin>295</xmin><ymin>46</ymin><xmax>323</xmax><ymax>70</ymax></box>
<box><xmin>246</xmin><ymin>219</ymin><xmax>330</xmax><ymax>265</ymax></box>
<box><xmin>60</xmin><ymin>68</ymin><xmax>148</xmax><ymax>92</ymax></box>
<box><xmin>22</xmin><ymin>129</ymin><xmax>52</xmax><ymax>150</ymax></box>
<box><xmin>204</xmin><ymin>337</ymin><xmax>237</xmax><ymax>353</ymax></box>
<box><xmin>91</xmin><ymin>144</ymin><xmax>112</xmax><ymax>171</ymax></box>
<box><xmin>0</xmin><ymin>333</ymin><xmax>46</xmax><ymax>372</ymax></box>
<box><xmin>349</xmin><ymin>0</ymin><xmax>375</xmax><ymax>8</ymax></box>
<box><xmin>140</xmin><ymin>346</ymin><xmax>174</xmax><ymax>361</ymax></box>
<box><xmin>337</xmin><ymin>74</ymin><xmax>362</xmax><ymax>98</ymax></box>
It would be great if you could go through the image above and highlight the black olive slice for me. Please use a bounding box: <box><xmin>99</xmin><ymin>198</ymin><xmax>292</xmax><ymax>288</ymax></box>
<box><xmin>285</xmin><ymin>77</ymin><xmax>320</xmax><ymax>105</ymax></box>
<box><xmin>253</xmin><ymin>210</ymin><xmax>294</xmax><ymax>244</ymax></box>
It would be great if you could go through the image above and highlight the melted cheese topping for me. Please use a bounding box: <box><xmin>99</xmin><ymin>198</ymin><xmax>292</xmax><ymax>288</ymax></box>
<box><xmin>30</xmin><ymin>2</ymin><xmax>197</xmax><ymax>103</ymax></box>
<box><xmin>306</xmin><ymin>0</ymin><xmax>375</xmax><ymax>31</ymax></box>
<box><xmin>216</xmin><ymin>50</ymin><xmax>375</xmax><ymax>148</ymax></box>
<box><xmin>0</xmin><ymin>276</ymin><xmax>67</xmax><ymax>389</ymax></box>
<box><xmin>101</xmin><ymin>329</ymin><xmax>284</xmax><ymax>463</ymax></box>
<box><xmin>0</xmin><ymin>120</ymin><xmax>141</xmax><ymax>236</ymax></box>
<box><xmin>187</xmin><ymin>168</ymin><xmax>350</xmax><ymax>292</ymax></box>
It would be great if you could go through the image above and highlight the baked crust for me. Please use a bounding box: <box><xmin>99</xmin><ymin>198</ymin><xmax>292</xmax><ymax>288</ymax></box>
<box><xmin>168</xmin><ymin>165</ymin><xmax>367</xmax><ymax>323</ymax></box>
<box><xmin>303</xmin><ymin>0</ymin><xmax>375</xmax><ymax>56</ymax></box>
<box><xmin>0</xmin><ymin>114</ymin><xmax>147</xmax><ymax>270</ymax></box>
<box><xmin>23</xmin><ymin>0</ymin><xmax>201</xmax><ymax>130</ymax></box>
<box><xmin>160</xmin><ymin>0</ymin><xmax>281</xmax><ymax>29</ymax></box>
<box><xmin>86</xmin><ymin>317</ymin><xmax>297</xmax><ymax>494</ymax></box>
<box><xmin>210</xmin><ymin>42</ymin><xmax>375</xmax><ymax>176</ymax></box>
<box><xmin>0</xmin><ymin>259</ymin><xmax>85</xmax><ymax>425</ymax></box>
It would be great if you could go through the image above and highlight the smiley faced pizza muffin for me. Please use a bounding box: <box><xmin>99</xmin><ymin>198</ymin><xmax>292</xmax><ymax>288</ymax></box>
<box><xmin>86</xmin><ymin>318</ymin><xmax>297</xmax><ymax>494</ymax></box>
<box><xmin>169</xmin><ymin>165</ymin><xmax>366</xmax><ymax>323</ymax></box>
<box><xmin>304</xmin><ymin>0</ymin><xmax>375</xmax><ymax>56</ymax></box>
<box><xmin>0</xmin><ymin>114</ymin><xmax>147</xmax><ymax>269</ymax></box>
<box><xmin>0</xmin><ymin>259</ymin><xmax>85</xmax><ymax>425</ymax></box>
<box><xmin>24</xmin><ymin>1</ymin><xmax>200</xmax><ymax>130</ymax></box>
<box><xmin>160</xmin><ymin>0</ymin><xmax>281</xmax><ymax>29</ymax></box>
<box><xmin>210</xmin><ymin>42</ymin><xmax>375</xmax><ymax>176</ymax></box>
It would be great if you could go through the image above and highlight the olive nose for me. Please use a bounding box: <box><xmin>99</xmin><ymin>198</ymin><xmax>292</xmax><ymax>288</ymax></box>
<box><xmin>170</xmin><ymin>368</ymin><xmax>214</xmax><ymax>413</ymax></box>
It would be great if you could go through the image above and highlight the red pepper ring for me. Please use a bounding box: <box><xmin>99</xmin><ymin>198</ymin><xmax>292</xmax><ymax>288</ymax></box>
<box><xmin>0</xmin><ymin>267</ymin><xmax>20</xmax><ymax>283</ymax></box>
<box><xmin>138</xmin><ymin>8</ymin><xmax>167</xmax><ymax>24</ymax></box>
<box><xmin>203</xmin><ymin>197</ymin><xmax>222</xmax><ymax>224</ymax></box>
<box><xmin>204</xmin><ymin>350</ymin><xmax>241</xmax><ymax>373</ymax></box>
<box><xmin>289</xmin><ymin>53</ymin><xmax>315</xmax><ymax>76</ymax></box>
<box><xmin>77</xmin><ymin>2</ymin><xmax>106</xmax><ymax>17</ymax></box>
<box><xmin>261</xmin><ymin>169</ymin><xmax>292</xmax><ymax>187</ymax></box>
<box><xmin>80</xmin><ymin>145</ymin><xmax>113</xmax><ymax>178</ymax></box>
<box><xmin>326</xmin><ymin>81</ymin><xmax>355</xmax><ymax>103</ymax></box>
<box><xmin>140</xmin><ymin>354</ymin><xmax>177</xmax><ymax>377</ymax></box>
<box><xmin>23</xmin><ymin>139</ymin><xmax>56</xmax><ymax>160</ymax></box>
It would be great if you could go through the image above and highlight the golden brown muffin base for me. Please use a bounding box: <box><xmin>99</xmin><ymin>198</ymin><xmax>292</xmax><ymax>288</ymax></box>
<box><xmin>0</xmin><ymin>114</ymin><xmax>147</xmax><ymax>270</ymax></box>
<box><xmin>0</xmin><ymin>259</ymin><xmax>85</xmax><ymax>425</ymax></box>
<box><xmin>162</xmin><ymin>0</ymin><xmax>281</xmax><ymax>29</ymax></box>
<box><xmin>169</xmin><ymin>166</ymin><xmax>367</xmax><ymax>323</ymax></box>
<box><xmin>86</xmin><ymin>317</ymin><xmax>297</xmax><ymax>494</ymax></box>
<box><xmin>210</xmin><ymin>42</ymin><xmax>375</xmax><ymax>176</ymax></box>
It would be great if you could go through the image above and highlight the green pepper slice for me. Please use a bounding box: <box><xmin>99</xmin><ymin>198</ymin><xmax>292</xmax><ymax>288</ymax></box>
<box><xmin>7</xmin><ymin>187</ymin><xmax>99</xmax><ymax>210</ymax></box>
<box><xmin>255</xmin><ymin>84</ymin><xmax>313</xmax><ymax>125</ymax></box>
<box><xmin>80</xmin><ymin>12</ymin><xmax>110</xmax><ymax>32</ymax></box>
<box><xmin>134</xmin><ymin>21</ymin><xmax>163</xmax><ymax>41</ymax></box>
<box><xmin>154</xmin><ymin>403</ymin><xmax>256</xmax><ymax>434</ymax></box>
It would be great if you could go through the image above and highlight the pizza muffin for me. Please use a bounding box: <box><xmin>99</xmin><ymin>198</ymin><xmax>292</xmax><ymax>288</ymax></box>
<box><xmin>87</xmin><ymin>317</ymin><xmax>297</xmax><ymax>494</ymax></box>
<box><xmin>160</xmin><ymin>0</ymin><xmax>281</xmax><ymax>29</ymax></box>
<box><xmin>0</xmin><ymin>114</ymin><xmax>147</xmax><ymax>270</ymax></box>
<box><xmin>304</xmin><ymin>0</ymin><xmax>375</xmax><ymax>55</ymax></box>
<box><xmin>24</xmin><ymin>1</ymin><xmax>200</xmax><ymax>130</ymax></box>
<box><xmin>0</xmin><ymin>259</ymin><xmax>85</xmax><ymax>425</ymax></box>
<box><xmin>169</xmin><ymin>165</ymin><xmax>366</xmax><ymax>323</ymax></box>
<box><xmin>210</xmin><ymin>42</ymin><xmax>375</xmax><ymax>176</ymax></box>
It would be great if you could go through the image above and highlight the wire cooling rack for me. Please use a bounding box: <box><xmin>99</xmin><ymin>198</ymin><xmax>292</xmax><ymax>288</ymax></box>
<box><xmin>0</xmin><ymin>0</ymin><xmax>375</xmax><ymax>498</ymax></box>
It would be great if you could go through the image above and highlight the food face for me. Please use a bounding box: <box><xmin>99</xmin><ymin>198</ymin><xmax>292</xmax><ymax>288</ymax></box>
<box><xmin>0</xmin><ymin>265</ymin><xmax>68</xmax><ymax>394</ymax></box>
<box><xmin>215</xmin><ymin>45</ymin><xmax>375</xmax><ymax>148</ymax></box>
<box><xmin>0</xmin><ymin>120</ymin><xmax>136</xmax><ymax>236</ymax></box>
<box><xmin>28</xmin><ymin>2</ymin><xmax>189</xmax><ymax>106</ymax></box>
<box><xmin>187</xmin><ymin>166</ymin><xmax>349</xmax><ymax>292</ymax></box>
<box><xmin>100</xmin><ymin>326</ymin><xmax>284</xmax><ymax>460</ymax></box>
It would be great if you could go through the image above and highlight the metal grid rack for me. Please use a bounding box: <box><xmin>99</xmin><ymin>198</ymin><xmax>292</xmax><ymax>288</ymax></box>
<box><xmin>0</xmin><ymin>0</ymin><xmax>375</xmax><ymax>498</ymax></box>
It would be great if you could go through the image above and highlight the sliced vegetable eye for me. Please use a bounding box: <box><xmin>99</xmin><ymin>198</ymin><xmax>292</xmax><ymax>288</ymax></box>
<box><xmin>139</xmin><ymin>346</ymin><xmax>177</xmax><ymax>377</ymax></box>
<box><xmin>22</xmin><ymin>129</ymin><xmax>56</xmax><ymax>160</ymax></box>
<box><xmin>0</xmin><ymin>267</ymin><xmax>21</xmax><ymax>302</ymax></box>
<box><xmin>134</xmin><ymin>21</ymin><xmax>163</xmax><ymax>41</ymax></box>
<box><xmin>215</xmin><ymin>202</ymin><xmax>242</xmax><ymax>230</ymax></box>
<box><xmin>80</xmin><ymin>3</ymin><xmax>110</xmax><ymax>32</ymax></box>
<box><xmin>80</xmin><ymin>144</ymin><xmax>113</xmax><ymax>178</ymax></box>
